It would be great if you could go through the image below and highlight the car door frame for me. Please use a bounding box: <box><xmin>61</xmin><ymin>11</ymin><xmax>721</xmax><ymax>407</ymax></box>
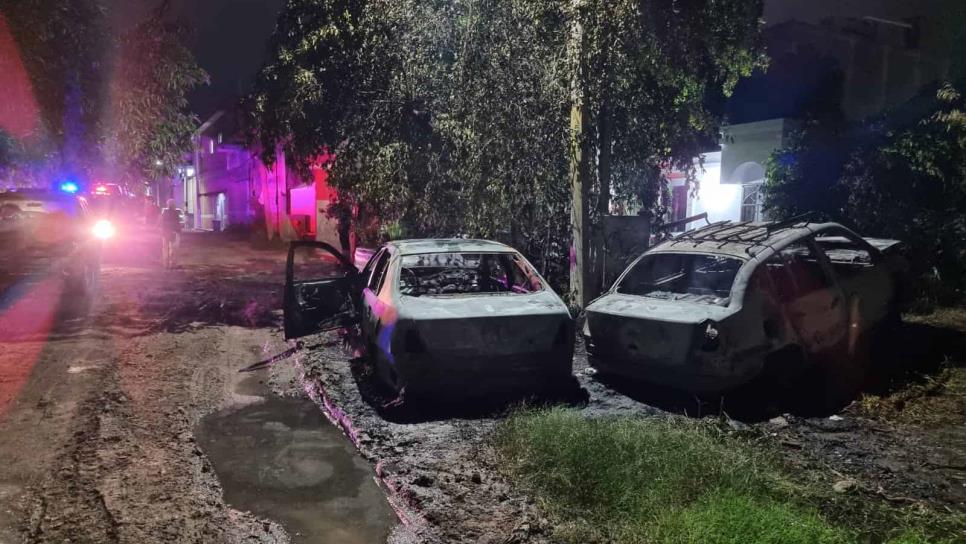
<box><xmin>283</xmin><ymin>241</ymin><xmax>360</xmax><ymax>340</ymax></box>
<box><xmin>770</xmin><ymin>237</ymin><xmax>850</xmax><ymax>356</ymax></box>
<box><xmin>359</xmin><ymin>247</ymin><xmax>395</xmax><ymax>344</ymax></box>
<box><xmin>810</xmin><ymin>226</ymin><xmax>895</xmax><ymax>347</ymax></box>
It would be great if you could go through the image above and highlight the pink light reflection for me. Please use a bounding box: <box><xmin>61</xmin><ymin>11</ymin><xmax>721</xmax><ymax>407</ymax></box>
<box><xmin>0</xmin><ymin>277</ymin><xmax>64</xmax><ymax>417</ymax></box>
<box><xmin>0</xmin><ymin>14</ymin><xmax>40</xmax><ymax>140</ymax></box>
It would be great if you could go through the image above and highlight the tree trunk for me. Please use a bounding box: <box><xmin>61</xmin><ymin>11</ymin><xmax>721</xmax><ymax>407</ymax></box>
<box><xmin>595</xmin><ymin>97</ymin><xmax>611</xmax><ymax>296</ymax></box>
<box><xmin>569</xmin><ymin>0</ymin><xmax>593</xmax><ymax>310</ymax></box>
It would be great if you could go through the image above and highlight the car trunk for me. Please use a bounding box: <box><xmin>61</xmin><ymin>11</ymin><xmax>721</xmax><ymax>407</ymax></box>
<box><xmin>585</xmin><ymin>293</ymin><xmax>731</xmax><ymax>367</ymax></box>
<box><xmin>400</xmin><ymin>293</ymin><xmax>569</xmax><ymax>358</ymax></box>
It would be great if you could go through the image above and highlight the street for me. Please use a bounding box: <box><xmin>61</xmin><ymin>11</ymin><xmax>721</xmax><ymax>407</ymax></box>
<box><xmin>0</xmin><ymin>229</ymin><xmax>393</xmax><ymax>543</ymax></box>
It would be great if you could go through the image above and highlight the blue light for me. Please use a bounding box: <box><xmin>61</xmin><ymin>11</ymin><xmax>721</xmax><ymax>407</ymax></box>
<box><xmin>59</xmin><ymin>181</ymin><xmax>79</xmax><ymax>194</ymax></box>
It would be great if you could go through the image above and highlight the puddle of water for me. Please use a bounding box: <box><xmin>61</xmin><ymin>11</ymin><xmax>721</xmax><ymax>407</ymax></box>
<box><xmin>196</xmin><ymin>396</ymin><xmax>396</xmax><ymax>544</ymax></box>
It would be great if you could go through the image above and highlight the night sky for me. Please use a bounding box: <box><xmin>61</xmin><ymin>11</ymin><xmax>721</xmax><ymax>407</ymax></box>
<box><xmin>108</xmin><ymin>0</ymin><xmax>954</xmax><ymax>119</ymax></box>
<box><xmin>111</xmin><ymin>0</ymin><xmax>285</xmax><ymax>120</ymax></box>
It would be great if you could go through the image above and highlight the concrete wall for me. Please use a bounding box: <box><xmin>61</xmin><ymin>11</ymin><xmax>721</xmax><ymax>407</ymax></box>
<box><xmin>720</xmin><ymin>119</ymin><xmax>798</xmax><ymax>186</ymax></box>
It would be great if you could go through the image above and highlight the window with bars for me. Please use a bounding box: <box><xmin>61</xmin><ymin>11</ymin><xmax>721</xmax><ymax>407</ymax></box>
<box><xmin>741</xmin><ymin>182</ymin><xmax>765</xmax><ymax>222</ymax></box>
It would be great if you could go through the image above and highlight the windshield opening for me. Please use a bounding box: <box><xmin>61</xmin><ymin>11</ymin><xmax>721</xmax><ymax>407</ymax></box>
<box><xmin>399</xmin><ymin>252</ymin><xmax>544</xmax><ymax>297</ymax></box>
<box><xmin>616</xmin><ymin>252</ymin><xmax>742</xmax><ymax>305</ymax></box>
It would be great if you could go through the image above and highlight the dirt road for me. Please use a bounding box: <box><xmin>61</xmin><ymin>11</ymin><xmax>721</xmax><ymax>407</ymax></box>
<box><xmin>0</xmin><ymin>230</ymin><xmax>303</xmax><ymax>543</ymax></box>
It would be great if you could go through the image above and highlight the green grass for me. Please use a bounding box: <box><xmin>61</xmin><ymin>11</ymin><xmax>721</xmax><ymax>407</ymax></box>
<box><xmin>652</xmin><ymin>492</ymin><xmax>852</xmax><ymax>544</ymax></box>
<box><xmin>493</xmin><ymin>408</ymin><xmax>960</xmax><ymax>543</ymax></box>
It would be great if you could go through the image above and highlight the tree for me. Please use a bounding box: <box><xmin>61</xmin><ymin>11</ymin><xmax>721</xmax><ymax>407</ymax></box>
<box><xmin>105</xmin><ymin>2</ymin><xmax>208</xmax><ymax>184</ymax></box>
<box><xmin>0</xmin><ymin>0</ymin><xmax>206</xmax><ymax>189</ymax></box>
<box><xmin>842</xmin><ymin>83</ymin><xmax>966</xmax><ymax>292</ymax></box>
<box><xmin>248</xmin><ymin>0</ymin><xmax>766</xmax><ymax>298</ymax></box>
<box><xmin>0</xmin><ymin>0</ymin><xmax>110</xmax><ymax>179</ymax></box>
<box><xmin>567</xmin><ymin>0</ymin><xmax>766</xmax><ymax>305</ymax></box>
<box><xmin>761</xmin><ymin>118</ymin><xmax>852</xmax><ymax>222</ymax></box>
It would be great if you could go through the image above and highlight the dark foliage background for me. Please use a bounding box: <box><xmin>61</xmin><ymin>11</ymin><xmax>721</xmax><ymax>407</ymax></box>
<box><xmin>248</xmin><ymin>0</ymin><xmax>765</xmax><ymax>291</ymax></box>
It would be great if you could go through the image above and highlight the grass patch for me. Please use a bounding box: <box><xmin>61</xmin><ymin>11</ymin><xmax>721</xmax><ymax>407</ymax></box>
<box><xmin>855</xmin><ymin>364</ymin><xmax>966</xmax><ymax>426</ymax></box>
<box><xmin>494</xmin><ymin>408</ymin><xmax>959</xmax><ymax>543</ymax></box>
<box><xmin>652</xmin><ymin>491</ymin><xmax>852</xmax><ymax>544</ymax></box>
<box><xmin>853</xmin><ymin>308</ymin><xmax>966</xmax><ymax>426</ymax></box>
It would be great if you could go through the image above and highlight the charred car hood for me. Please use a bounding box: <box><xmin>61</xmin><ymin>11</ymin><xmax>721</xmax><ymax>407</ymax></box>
<box><xmin>586</xmin><ymin>293</ymin><xmax>734</xmax><ymax>324</ymax></box>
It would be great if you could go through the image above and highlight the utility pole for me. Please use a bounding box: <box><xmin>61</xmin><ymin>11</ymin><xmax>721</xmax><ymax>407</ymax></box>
<box><xmin>569</xmin><ymin>0</ymin><xmax>593</xmax><ymax>310</ymax></box>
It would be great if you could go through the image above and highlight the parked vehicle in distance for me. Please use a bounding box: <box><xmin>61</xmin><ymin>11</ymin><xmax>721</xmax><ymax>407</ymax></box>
<box><xmin>583</xmin><ymin>219</ymin><xmax>904</xmax><ymax>393</ymax></box>
<box><xmin>0</xmin><ymin>189</ymin><xmax>105</xmax><ymax>297</ymax></box>
<box><xmin>284</xmin><ymin>239</ymin><xmax>574</xmax><ymax>399</ymax></box>
<box><xmin>88</xmin><ymin>182</ymin><xmax>140</xmax><ymax>226</ymax></box>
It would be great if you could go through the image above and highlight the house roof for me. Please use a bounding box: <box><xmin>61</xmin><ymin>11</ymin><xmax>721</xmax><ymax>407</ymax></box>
<box><xmin>389</xmin><ymin>239</ymin><xmax>517</xmax><ymax>256</ymax></box>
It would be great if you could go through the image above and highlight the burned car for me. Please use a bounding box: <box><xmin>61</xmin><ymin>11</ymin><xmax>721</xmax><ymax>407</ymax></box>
<box><xmin>284</xmin><ymin>239</ymin><xmax>574</xmax><ymax>398</ymax></box>
<box><xmin>583</xmin><ymin>219</ymin><xmax>903</xmax><ymax>392</ymax></box>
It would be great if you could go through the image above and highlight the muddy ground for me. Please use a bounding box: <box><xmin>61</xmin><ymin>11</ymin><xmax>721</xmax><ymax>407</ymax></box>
<box><xmin>0</xmin><ymin>230</ymin><xmax>297</xmax><ymax>543</ymax></box>
<box><xmin>294</xmin><ymin>316</ymin><xmax>966</xmax><ymax>542</ymax></box>
<box><xmin>1</xmin><ymin>228</ymin><xmax>963</xmax><ymax>543</ymax></box>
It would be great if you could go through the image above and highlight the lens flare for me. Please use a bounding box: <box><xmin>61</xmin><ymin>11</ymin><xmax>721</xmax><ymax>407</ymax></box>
<box><xmin>92</xmin><ymin>219</ymin><xmax>115</xmax><ymax>240</ymax></box>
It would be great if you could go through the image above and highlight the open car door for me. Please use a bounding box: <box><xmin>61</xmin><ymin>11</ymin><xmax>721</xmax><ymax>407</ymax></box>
<box><xmin>284</xmin><ymin>241</ymin><xmax>359</xmax><ymax>340</ymax></box>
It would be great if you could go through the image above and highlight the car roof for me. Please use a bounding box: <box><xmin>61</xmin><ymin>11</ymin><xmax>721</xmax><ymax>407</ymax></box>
<box><xmin>387</xmin><ymin>238</ymin><xmax>517</xmax><ymax>256</ymax></box>
<box><xmin>649</xmin><ymin>220</ymin><xmax>843</xmax><ymax>260</ymax></box>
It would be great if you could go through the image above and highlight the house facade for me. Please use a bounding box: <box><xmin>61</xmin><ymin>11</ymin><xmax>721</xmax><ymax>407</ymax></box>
<box><xmin>188</xmin><ymin>110</ymin><xmax>340</xmax><ymax>246</ymax></box>
<box><xmin>664</xmin><ymin>11</ymin><xmax>954</xmax><ymax>228</ymax></box>
<box><xmin>664</xmin><ymin>118</ymin><xmax>800</xmax><ymax>228</ymax></box>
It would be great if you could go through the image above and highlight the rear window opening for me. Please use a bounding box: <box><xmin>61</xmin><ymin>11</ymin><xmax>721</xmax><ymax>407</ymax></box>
<box><xmin>814</xmin><ymin>235</ymin><xmax>874</xmax><ymax>266</ymax></box>
<box><xmin>399</xmin><ymin>252</ymin><xmax>544</xmax><ymax>297</ymax></box>
<box><xmin>616</xmin><ymin>252</ymin><xmax>743</xmax><ymax>305</ymax></box>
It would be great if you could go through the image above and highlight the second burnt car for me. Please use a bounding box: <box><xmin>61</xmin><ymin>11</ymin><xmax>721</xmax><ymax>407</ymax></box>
<box><xmin>284</xmin><ymin>239</ymin><xmax>574</xmax><ymax>398</ymax></box>
<box><xmin>583</xmin><ymin>219</ymin><xmax>904</xmax><ymax>393</ymax></box>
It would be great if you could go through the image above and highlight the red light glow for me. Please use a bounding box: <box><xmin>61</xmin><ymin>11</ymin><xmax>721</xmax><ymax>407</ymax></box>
<box><xmin>0</xmin><ymin>15</ymin><xmax>40</xmax><ymax>140</ymax></box>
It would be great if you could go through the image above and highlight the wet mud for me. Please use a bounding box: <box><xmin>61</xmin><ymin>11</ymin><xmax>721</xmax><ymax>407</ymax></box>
<box><xmin>196</xmin><ymin>396</ymin><xmax>396</xmax><ymax>544</ymax></box>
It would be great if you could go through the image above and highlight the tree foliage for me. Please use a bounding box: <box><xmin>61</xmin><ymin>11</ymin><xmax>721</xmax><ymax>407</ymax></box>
<box><xmin>248</xmin><ymin>0</ymin><xmax>765</xmax><ymax>285</ymax></box>
<box><xmin>0</xmin><ymin>0</ymin><xmax>206</xmax><ymax>187</ymax></box>
<box><xmin>761</xmin><ymin>118</ymin><xmax>851</xmax><ymax>222</ymax></box>
<box><xmin>764</xmin><ymin>82</ymin><xmax>966</xmax><ymax>299</ymax></box>
<box><xmin>0</xmin><ymin>0</ymin><xmax>109</xmax><ymax>178</ymax></box>
<box><xmin>843</xmin><ymin>84</ymin><xmax>966</xmax><ymax>286</ymax></box>
<box><xmin>107</xmin><ymin>3</ymin><xmax>208</xmax><ymax>183</ymax></box>
<box><xmin>574</xmin><ymin>0</ymin><xmax>765</xmax><ymax>211</ymax></box>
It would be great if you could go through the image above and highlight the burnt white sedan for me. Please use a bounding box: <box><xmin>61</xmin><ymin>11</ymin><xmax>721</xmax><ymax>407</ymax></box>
<box><xmin>284</xmin><ymin>239</ymin><xmax>574</xmax><ymax>398</ymax></box>
<box><xmin>583</xmin><ymin>220</ymin><xmax>903</xmax><ymax>393</ymax></box>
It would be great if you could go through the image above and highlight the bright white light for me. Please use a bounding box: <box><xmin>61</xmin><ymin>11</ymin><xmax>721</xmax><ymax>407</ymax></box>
<box><xmin>690</xmin><ymin>165</ymin><xmax>741</xmax><ymax>221</ymax></box>
<box><xmin>154</xmin><ymin>160</ymin><xmax>163</xmax><ymax>166</ymax></box>
<box><xmin>699</xmin><ymin>183</ymin><xmax>738</xmax><ymax>214</ymax></box>
<box><xmin>92</xmin><ymin>219</ymin><xmax>116</xmax><ymax>240</ymax></box>
<box><xmin>185</xmin><ymin>167</ymin><xmax>195</xmax><ymax>177</ymax></box>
